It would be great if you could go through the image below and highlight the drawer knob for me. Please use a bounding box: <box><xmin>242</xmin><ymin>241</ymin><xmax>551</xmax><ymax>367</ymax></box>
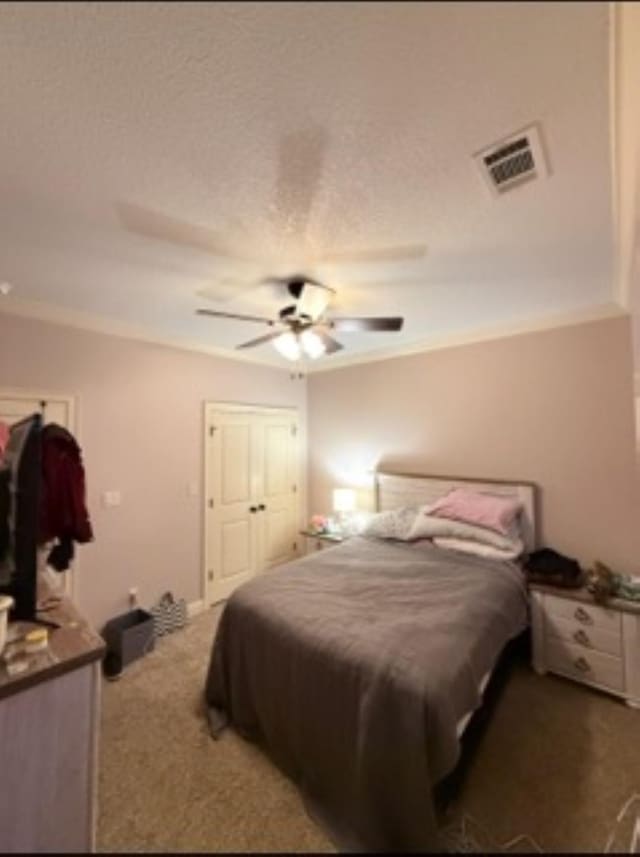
<box><xmin>573</xmin><ymin>629</ymin><xmax>591</xmax><ymax>647</ymax></box>
<box><xmin>574</xmin><ymin>606</ymin><xmax>593</xmax><ymax>625</ymax></box>
<box><xmin>574</xmin><ymin>656</ymin><xmax>591</xmax><ymax>673</ymax></box>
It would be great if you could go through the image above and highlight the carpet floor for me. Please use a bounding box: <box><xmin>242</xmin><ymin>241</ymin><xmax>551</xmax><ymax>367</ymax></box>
<box><xmin>98</xmin><ymin>607</ymin><xmax>640</xmax><ymax>853</ymax></box>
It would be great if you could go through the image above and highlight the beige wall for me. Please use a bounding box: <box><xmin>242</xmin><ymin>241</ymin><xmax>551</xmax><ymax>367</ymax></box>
<box><xmin>3</xmin><ymin>310</ymin><xmax>637</xmax><ymax>630</ymax></box>
<box><xmin>308</xmin><ymin>316</ymin><xmax>640</xmax><ymax>574</ymax></box>
<box><xmin>0</xmin><ymin>313</ymin><xmax>306</xmax><ymax>629</ymax></box>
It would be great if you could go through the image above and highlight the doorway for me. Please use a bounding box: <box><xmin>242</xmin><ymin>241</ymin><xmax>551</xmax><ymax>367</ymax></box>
<box><xmin>203</xmin><ymin>403</ymin><xmax>301</xmax><ymax>605</ymax></box>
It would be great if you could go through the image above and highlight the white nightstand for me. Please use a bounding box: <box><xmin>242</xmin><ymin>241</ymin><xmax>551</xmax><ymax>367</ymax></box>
<box><xmin>530</xmin><ymin>582</ymin><xmax>640</xmax><ymax>708</ymax></box>
<box><xmin>299</xmin><ymin>530</ymin><xmax>345</xmax><ymax>555</ymax></box>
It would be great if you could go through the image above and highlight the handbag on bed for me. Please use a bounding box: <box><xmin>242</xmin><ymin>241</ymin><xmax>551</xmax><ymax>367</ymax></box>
<box><xmin>150</xmin><ymin>591</ymin><xmax>188</xmax><ymax>637</ymax></box>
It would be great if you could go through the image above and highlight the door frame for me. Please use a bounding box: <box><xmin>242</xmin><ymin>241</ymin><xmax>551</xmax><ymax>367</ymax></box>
<box><xmin>202</xmin><ymin>401</ymin><xmax>304</xmax><ymax>607</ymax></box>
<box><xmin>0</xmin><ymin>387</ymin><xmax>78</xmax><ymax>599</ymax></box>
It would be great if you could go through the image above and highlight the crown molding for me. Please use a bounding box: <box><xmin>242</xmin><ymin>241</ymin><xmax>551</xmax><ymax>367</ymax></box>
<box><xmin>0</xmin><ymin>296</ymin><xmax>629</xmax><ymax>378</ymax></box>
<box><xmin>305</xmin><ymin>303</ymin><xmax>628</xmax><ymax>374</ymax></box>
<box><xmin>0</xmin><ymin>295</ymin><xmax>291</xmax><ymax>372</ymax></box>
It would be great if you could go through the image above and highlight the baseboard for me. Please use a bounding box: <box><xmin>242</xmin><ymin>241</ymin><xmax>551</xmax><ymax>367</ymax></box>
<box><xmin>187</xmin><ymin>599</ymin><xmax>206</xmax><ymax>618</ymax></box>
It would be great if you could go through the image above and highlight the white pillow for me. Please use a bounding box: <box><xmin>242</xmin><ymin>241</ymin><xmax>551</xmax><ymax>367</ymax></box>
<box><xmin>407</xmin><ymin>511</ymin><xmax>522</xmax><ymax>550</ymax></box>
<box><xmin>361</xmin><ymin>505</ymin><xmax>421</xmax><ymax>540</ymax></box>
<box><xmin>433</xmin><ymin>536</ymin><xmax>523</xmax><ymax>561</ymax></box>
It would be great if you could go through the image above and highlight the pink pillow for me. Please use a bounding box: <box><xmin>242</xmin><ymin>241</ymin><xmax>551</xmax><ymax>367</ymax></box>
<box><xmin>426</xmin><ymin>488</ymin><xmax>522</xmax><ymax>536</ymax></box>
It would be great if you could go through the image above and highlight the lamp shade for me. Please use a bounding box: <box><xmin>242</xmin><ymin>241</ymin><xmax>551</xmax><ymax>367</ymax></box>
<box><xmin>273</xmin><ymin>331</ymin><xmax>300</xmax><ymax>361</ymax></box>
<box><xmin>332</xmin><ymin>488</ymin><xmax>356</xmax><ymax>513</ymax></box>
<box><xmin>300</xmin><ymin>329</ymin><xmax>326</xmax><ymax>359</ymax></box>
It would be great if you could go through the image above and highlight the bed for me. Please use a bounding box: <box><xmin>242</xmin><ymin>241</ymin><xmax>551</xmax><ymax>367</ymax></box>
<box><xmin>204</xmin><ymin>470</ymin><xmax>537</xmax><ymax>852</ymax></box>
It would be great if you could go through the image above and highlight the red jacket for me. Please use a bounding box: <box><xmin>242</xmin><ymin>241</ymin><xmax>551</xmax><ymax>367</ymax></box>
<box><xmin>39</xmin><ymin>424</ymin><xmax>93</xmax><ymax>546</ymax></box>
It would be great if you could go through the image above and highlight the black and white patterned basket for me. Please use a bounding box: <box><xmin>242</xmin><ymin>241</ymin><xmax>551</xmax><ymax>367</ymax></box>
<box><xmin>150</xmin><ymin>591</ymin><xmax>188</xmax><ymax>638</ymax></box>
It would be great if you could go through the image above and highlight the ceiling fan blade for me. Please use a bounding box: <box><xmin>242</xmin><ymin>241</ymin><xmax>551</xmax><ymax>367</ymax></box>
<box><xmin>117</xmin><ymin>202</ymin><xmax>265</xmax><ymax>264</ymax></box>
<box><xmin>236</xmin><ymin>331</ymin><xmax>285</xmax><ymax>350</ymax></box>
<box><xmin>312</xmin><ymin>245</ymin><xmax>427</xmax><ymax>265</ymax></box>
<box><xmin>315</xmin><ymin>330</ymin><xmax>344</xmax><ymax>354</ymax></box>
<box><xmin>196</xmin><ymin>280</ymin><xmax>262</xmax><ymax>303</ymax></box>
<box><xmin>269</xmin><ymin>127</ymin><xmax>328</xmax><ymax>247</ymax></box>
<box><xmin>328</xmin><ymin>317</ymin><xmax>404</xmax><ymax>332</ymax></box>
<box><xmin>196</xmin><ymin>309</ymin><xmax>276</xmax><ymax>325</ymax></box>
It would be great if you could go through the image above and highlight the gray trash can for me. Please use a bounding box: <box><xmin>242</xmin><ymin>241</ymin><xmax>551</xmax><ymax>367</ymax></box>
<box><xmin>102</xmin><ymin>608</ymin><xmax>155</xmax><ymax>677</ymax></box>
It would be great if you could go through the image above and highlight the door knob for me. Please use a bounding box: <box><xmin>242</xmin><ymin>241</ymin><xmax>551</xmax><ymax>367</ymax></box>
<box><xmin>258</xmin><ymin>504</ymin><xmax>266</xmax><ymax>511</ymax></box>
<box><xmin>249</xmin><ymin>506</ymin><xmax>258</xmax><ymax>513</ymax></box>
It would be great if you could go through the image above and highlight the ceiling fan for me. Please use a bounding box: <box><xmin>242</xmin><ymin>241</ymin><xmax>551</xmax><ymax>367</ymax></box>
<box><xmin>196</xmin><ymin>275</ymin><xmax>403</xmax><ymax>361</ymax></box>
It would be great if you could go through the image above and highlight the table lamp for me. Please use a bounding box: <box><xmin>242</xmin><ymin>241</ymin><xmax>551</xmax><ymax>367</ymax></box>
<box><xmin>332</xmin><ymin>488</ymin><xmax>356</xmax><ymax>534</ymax></box>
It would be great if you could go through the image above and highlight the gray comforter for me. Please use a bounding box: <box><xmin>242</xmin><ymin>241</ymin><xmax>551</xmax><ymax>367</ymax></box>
<box><xmin>205</xmin><ymin>536</ymin><xmax>528</xmax><ymax>852</ymax></box>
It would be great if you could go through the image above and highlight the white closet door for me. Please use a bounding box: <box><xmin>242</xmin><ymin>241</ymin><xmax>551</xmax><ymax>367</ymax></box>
<box><xmin>206</xmin><ymin>410</ymin><xmax>260</xmax><ymax>604</ymax></box>
<box><xmin>256</xmin><ymin>413</ymin><xmax>299</xmax><ymax>570</ymax></box>
<box><xmin>204</xmin><ymin>405</ymin><xmax>300</xmax><ymax>606</ymax></box>
<box><xmin>0</xmin><ymin>392</ymin><xmax>73</xmax><ymax>431</ymax></box>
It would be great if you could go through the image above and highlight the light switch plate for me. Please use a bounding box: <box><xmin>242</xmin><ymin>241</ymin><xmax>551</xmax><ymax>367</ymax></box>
<box><xmin>102</xmin><ymin>490</ymin><xmax>122</xmax><ymax>508</ymax></box>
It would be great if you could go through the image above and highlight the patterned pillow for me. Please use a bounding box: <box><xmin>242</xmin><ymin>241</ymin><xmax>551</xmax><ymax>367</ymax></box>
<box><xmin>361</xmin><ymin>505</ymin><xmax>422</xmax><ymax>540</ymax></box>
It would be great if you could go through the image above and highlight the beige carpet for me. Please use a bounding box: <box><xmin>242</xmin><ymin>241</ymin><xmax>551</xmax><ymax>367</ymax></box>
<box><xmin>98</xmin><ymin>607</ymin><xmax>640</xmax><ymax>853</ymax></box>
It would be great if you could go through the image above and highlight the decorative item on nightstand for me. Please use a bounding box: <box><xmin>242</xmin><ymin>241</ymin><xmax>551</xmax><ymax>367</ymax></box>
<box><xmin>586</xmin><ymin>560</ymin><xmax>640</xmax><ymax>605</ymax></box>
<box><xmin>308</xmin><ymin>514</ymin><xmax>329</xmax><ymax>535</ymax></box>
<box><xmin>332</xmin><ymin>488</ymin><xmax>356</xmax><ymax>535</ymax></box>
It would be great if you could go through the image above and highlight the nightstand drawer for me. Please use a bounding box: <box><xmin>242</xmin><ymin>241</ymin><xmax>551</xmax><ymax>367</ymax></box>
<box><xmin>545</xmin><ymin>613</ymin><xmax>622</xmax><ymax>657</ymax></box>
<box><xmin>546</xmin><ymin>639</ymin><xmax>624</xmax><ymax>692</ymax></box>
<box><xmin>545</xmin><ymin>594</ymin><xmax>621</xmax><ymax>633</ymax></box>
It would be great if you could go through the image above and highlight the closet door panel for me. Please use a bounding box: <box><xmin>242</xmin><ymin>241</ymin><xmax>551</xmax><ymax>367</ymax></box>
<box><xmin>220</xmin><ymin>520</ymin><xmax>252</xmax><ymax>580</ymax></box>
<box><xmin>263</xmin><ymin>507</ymin><xmax>294</xmax><ymax>567</ymax></box>
<box><xmin>259</xmin><ymin>414</ymin><xmax>298</xmax><ymax>570</ymax></box>
<box><xmin>207</xmin><ymin>412</ymin><xmax>259</xmax><ymax>603</ymax></box>
<box><xmin>264</xmin><ymin>424</ymin><xmax>289</xmax><ymax>496</ymax></box>
<box><xmin>221</xmin><ymin>423</ymin><xmax>251</xmax><ymax>504</ymax></box>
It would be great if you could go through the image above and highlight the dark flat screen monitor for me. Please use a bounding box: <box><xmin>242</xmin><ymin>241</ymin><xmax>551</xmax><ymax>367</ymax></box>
<box><xmin>0</xmin><ymin>413</ymin><xmax>42</xmax><ymax>620</ymax></box>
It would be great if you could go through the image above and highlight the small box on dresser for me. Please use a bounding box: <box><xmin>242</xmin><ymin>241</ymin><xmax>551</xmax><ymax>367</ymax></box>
<box><xmin>530</xmin><ymin>582</ymin><xmax>640</xmax><ymax>708</ymax></box>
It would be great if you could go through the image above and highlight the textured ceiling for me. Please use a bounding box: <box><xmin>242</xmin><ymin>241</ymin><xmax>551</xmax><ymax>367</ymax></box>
<box><xmin>0</xmin><ymin>1</ymin><xmax>616</xmax><ymax>367</ymax></box>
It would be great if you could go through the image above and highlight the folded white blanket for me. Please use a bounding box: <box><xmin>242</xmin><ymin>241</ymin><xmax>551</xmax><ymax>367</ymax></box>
<box><xmin>432</xmin><ymin>536</ymin><xmax>523</xmax><ymax>561</ymax></box>
<box><xmin>407</xmin><ymin>511</ymin><xmax>522</xmax><ymax>551</ymax></box>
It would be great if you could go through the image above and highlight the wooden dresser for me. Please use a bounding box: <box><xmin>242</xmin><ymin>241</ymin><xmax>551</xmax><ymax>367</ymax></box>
<box><xmin>0</xmin><ymin>583</ymin><xmax>105</xmax><ymax>852</ymax></box>
<box><xmin>530</xmin><ymin>582</ymin><xmax>640</xmax><ymax>708</ymax></box>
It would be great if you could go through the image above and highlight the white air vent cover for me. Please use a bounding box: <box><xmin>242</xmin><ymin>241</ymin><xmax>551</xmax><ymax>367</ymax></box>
<box><xmin>474</xmin><ymin>123</ymin><xmax>548</xmax><ymax>197</ymax></box>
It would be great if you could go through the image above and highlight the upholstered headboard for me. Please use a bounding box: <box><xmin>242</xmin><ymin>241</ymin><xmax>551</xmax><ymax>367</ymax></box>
<box><xmin>375</xmin><ymin>470</ymin><xmax>538</xmax><ymax>553</ymax></box>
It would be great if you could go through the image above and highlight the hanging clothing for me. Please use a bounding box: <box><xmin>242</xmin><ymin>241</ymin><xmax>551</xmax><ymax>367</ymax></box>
<box><xmin>0</xmin><ymin>466</ymin><xmax>10</xmax><ymax>578</ymax></box>
<box><xmin>0</xmin><ymin>422</ymin><xmax>9</xmax><ymax>461</ymax></box>
<box><xmin>39</xmin><ymin>423</ymin><xmax>93</xmax><ymax>571</ymax></box>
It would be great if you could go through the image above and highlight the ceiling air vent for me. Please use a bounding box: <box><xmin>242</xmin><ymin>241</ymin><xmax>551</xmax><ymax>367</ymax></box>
<box><xmin>473</xmin><ymin>123</ymin><xmax>548</xmax><ymax>197</ymax></box>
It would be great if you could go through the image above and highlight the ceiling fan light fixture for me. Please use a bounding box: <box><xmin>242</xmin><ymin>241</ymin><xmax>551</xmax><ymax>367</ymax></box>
<box><xmin>296</xmin><ymin>285</ymin><xmax>331</xmax><ymax>320</ymax></box>
<box><xmin>300</xmin><ymin>329</ymin><xmax>326</xmax><ymax>359</ymax></box>
<box><xmin>273</xmin><ymin>331</ymin><xmax>301</xmax><ymax>361</ymax></box>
